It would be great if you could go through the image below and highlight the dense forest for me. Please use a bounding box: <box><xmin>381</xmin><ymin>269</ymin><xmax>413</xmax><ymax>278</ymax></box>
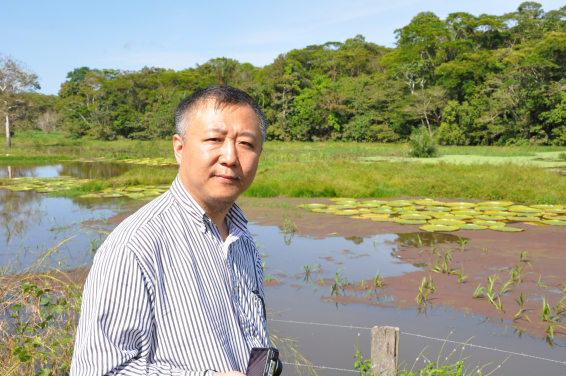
<box><xmin>13</xmin><ymin>2</ymin><xmax>566</xmax><ymax>145</ymax></box>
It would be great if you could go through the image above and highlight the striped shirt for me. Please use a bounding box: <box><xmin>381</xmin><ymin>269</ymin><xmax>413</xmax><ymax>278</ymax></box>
<box><xmin>71</xmin><ymin>176</ymin><xmax>270</xmax><ymax>376</ymax></box>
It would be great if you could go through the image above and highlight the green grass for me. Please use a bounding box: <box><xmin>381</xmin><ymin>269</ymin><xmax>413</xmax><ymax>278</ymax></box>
<box><xmin>244</xmin><ymin>160</ymin><xmax>566</xmax><ymax>204</ymax></box>
<box><xmin>4</xmin><ymin>132</ymin><xmax>566</xmax><ymax>203</ymax></box>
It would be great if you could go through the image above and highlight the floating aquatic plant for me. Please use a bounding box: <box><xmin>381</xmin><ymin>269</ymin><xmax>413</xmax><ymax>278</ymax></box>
<box><xmin>298</xmin><ymin>198</ymin><xmax>564</xmax><ymax>233</ymax></box>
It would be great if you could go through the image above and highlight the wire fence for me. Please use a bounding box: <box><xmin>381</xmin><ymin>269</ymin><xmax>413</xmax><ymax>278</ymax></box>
<box><xmin>270</xmin><ymin>318</ymin><xmax>566</xmax><ymax>368</ymax></box>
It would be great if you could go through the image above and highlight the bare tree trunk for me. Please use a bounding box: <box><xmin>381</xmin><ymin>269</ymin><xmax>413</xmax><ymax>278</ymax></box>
<box><xmin>5</xmin><ymin>114</ymin><xmax>10</xmax><ymax>148</ymax></box>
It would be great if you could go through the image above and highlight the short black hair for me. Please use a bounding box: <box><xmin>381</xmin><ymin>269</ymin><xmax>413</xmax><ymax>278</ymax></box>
<box><xmin>175</xmin><ymin>85</ymin><xmax>267</xmax><ymax>143</ymax></box>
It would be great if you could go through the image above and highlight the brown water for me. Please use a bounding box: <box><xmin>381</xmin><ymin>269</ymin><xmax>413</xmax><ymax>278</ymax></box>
<box><xmin>1</xmin><ymin>163</ymin><xmax>565</xmax><ymax>375</ymax></box>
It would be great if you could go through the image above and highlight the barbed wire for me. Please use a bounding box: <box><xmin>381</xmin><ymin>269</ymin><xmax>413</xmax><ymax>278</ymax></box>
<box><xmin>282</xmin><ymin>362</ymin><xmax>358</xmax><ymax>373</ymax></box>
<box><xmin>270</xmin><ymin>319</ymin><xmax>566</xmax><ymax>366</ymax></box>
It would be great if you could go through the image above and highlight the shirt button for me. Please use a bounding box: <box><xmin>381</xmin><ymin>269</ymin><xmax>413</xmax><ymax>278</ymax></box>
<box><xmin>245</xmin><ymin>328</ymin><xmax>250</xmax><ymax>334</ymax></box>
<box><xmin>234</xmin><ymin>286</ymin><xmax>238</xmax><ymax>293</ymax></box>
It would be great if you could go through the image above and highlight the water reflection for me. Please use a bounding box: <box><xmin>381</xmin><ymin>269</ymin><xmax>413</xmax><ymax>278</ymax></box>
<box><xmin>0</xmin><ymin>189</ymin><xmax>120</xmax><ymax>275</ymax></box>
<box><xmin>396</xmin><ymin>232</ymin><xmax>467</xmax><ymax>248</ymax></box>
<box><xmin>0</xmin><ymin>162</ymin><xmax>133</xmax><ymax>179</ymax></box>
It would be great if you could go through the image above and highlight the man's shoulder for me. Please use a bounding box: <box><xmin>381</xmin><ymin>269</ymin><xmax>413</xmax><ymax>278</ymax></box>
<box><xmin>103</xmin><ymin>190</ymin><xmax>176</xmax><ymax>249</ymax></box>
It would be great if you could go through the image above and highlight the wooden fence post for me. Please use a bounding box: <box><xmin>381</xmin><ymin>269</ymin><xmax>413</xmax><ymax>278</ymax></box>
<box><xmin>371</xmin><ymin>326</ymin><xmax>399</xmax><ymax>376</ymax></box>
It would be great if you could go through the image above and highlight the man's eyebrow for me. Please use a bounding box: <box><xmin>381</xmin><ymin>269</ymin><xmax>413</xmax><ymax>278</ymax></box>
<box><xmin>205</xmin><ymin>127</ymin><xmax>257</xmax><ymax>140</ymax></box>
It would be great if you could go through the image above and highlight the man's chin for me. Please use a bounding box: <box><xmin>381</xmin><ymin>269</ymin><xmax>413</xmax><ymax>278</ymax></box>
<box><xmin>205</xmin><ymin>190</ymin><xmax>241</xmax><ymax>213</ymax></box>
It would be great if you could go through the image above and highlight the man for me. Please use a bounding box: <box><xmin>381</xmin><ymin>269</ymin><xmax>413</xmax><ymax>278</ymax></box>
<box><xmin>71</xmin><ymin>85</ymin><xmax>270</xmax><ymax>376</ymax></box>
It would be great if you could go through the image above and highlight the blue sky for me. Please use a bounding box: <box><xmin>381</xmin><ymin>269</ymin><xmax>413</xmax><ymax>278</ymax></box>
<box><xmin>3</xmin><ymin>0</ymin><xmax>564</xmax><ymax>95</ymax></box>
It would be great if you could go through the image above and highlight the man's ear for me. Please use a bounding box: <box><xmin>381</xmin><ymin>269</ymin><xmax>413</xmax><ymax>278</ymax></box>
<box><xmin>173</xmin><ymin>134</ymin><xmax>184</xmax><ymax>165</ymax></box>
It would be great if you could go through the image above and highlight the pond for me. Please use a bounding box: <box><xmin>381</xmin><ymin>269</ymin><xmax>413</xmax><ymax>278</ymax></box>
<box><xmin>0</xmin><ymin>161</ymin><xmax>133</xmax><ymax>179</ymax></box>
<box><xmin>0</xmin><ymin>163</ymin><xmax>565</xmax><ymax>376</ymax></box>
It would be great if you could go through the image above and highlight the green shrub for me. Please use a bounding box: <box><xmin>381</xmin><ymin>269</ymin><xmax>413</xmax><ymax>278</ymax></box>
<box><xmin>408</xmin><ymin>127</ymin><xmax>437</xmax><ymax>158</ymax></box>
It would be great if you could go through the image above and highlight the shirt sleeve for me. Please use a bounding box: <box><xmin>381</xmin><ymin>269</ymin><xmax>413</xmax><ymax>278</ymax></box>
<box><xmin>70</xmin><ymin>242</ymin><xmax>215</xmax><ymax>376</ymax></box>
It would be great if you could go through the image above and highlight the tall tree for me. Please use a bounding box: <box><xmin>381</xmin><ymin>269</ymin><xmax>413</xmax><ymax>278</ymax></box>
<box><xmin>0</xmin><ymin>55</ymin><xmax>40</xmax><ymax>148</ymax></box>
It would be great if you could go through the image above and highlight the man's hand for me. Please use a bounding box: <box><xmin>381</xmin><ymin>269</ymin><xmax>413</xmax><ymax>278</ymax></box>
<box><xmin>214</xmin><ymin>371</ymin><xmax>246</xmax><ymax>376</ymax></box>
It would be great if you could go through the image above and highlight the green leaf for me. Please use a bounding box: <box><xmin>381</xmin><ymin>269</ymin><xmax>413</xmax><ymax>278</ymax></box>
<box><xmin>38</xmin><ymin>369</ymin><xmax>52</xmax><ymax>376</ymax></box>
<box><xmin>40</xmin><ymin>297</ymin><xmax>50</xmax><ymax>306</ymax></box>
<box><xmin>10</xmin><ymin>304</ymin><xmax>22</xmax><ymax>312</ymax></box>
<box><xmin>21</xmin><ymin>282</ymin><xmax>31</xmax><ymax>293</ymax></box>
<box><xmin>61</xmin><ymin>335</ymin><xmax>73</xmax><ymax>344</ymax></box>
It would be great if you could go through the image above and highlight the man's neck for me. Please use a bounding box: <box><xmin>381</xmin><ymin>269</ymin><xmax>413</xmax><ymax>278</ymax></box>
<box><xmin>179</xmin><ymin>175</ymin><xmax>233</xmax><ymax>240</ymax></box>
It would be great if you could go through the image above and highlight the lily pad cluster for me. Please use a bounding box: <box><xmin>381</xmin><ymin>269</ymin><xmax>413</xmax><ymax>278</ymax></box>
<box><xmin>0</xmin><ymin>176</ymin><xmax>90</xmax><ymax>192</ymax></box>
<box><xmin>79</xmin><ymin>185</ymin><xmax>170</xmax><ymax>200</ymax></box>
<box><xmin>298</xmin><ymin>199</ymin><xmax>566</xmax><ymax>233</ymax></box>
<box><xmin>116</xmin><ymin>158</ymin><xmax>177</xmax><ymax>166</ymax></box>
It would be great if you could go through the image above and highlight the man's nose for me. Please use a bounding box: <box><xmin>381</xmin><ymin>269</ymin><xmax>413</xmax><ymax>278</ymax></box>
<box><xmin>219</xmin><ymin>139</ymin><xmax>238</xmax><ymax>166</ymax></box>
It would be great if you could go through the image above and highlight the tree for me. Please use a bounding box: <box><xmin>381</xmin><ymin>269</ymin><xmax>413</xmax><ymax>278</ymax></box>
<box><xmin>0</xmin><ymin>55</ymin><xmax>40</xmax><ymax>148</ymax></box>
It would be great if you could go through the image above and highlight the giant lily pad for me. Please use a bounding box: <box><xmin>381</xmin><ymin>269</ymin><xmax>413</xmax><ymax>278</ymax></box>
<box><xmin>490</xmin><ymin>226</ymin><xmax>524</xmax><ymax>232</ymax></box>
<box><xmin>507</xmin><ymin>216</ymin><xmax>541</xmax><ymax>222</ymax></box>
<box><xmin>508</xmin><ymin>206</ymin><xmax>542</xmax><ymax>213</ymax></box>
<box><xmin>415</xmin><ymin>200</ymin><xmax>446</xmax><ymax>206</ymax></box>
<box><xmin>542</xmin><ymin>220</ymin><xmax>566</xmax><ymax>226</ymax></box>
<box><xmin>483</xmin><ymin>211</ymin><xmax>511</xmax><ymax>216</ymax></box>
<box><xmin>531</xmin><ymin>204</ymin><xmax>563</xmax><ymax>209</ymax></box>
<box><xmin>427</xmin><ymin>207</ymin><xmax>451</xmax><ymax>212</ymax></box>
<box><xmin>450</xmin><ymin>210</ymin><xmax>482</xmax><ymax>216</ymax></box>
<box><xmin>360</xmin><ymin>213</ymin><xmax>390</xmax><ymax>218</ymax></box>
<box><xmin>478</xmin><ymin>201</ymin><xmax>514</xmax><ymax>206</ymax></box>
<box><xmin>400</xmin><ymin>214</ymin><xmax>432</xmax><ymax>220</ymax></box>
<box><xmin>395</xmin><ymin>219</ymin><xmax>428</xmax><ymax>225</ymax></box>
<box><xmin>361</xmin><ymin>200</ymin><xmax>389</xmax><ymax>205</ymax></box>
<box><xmin>473</xmin><ymin>220</ymin><xmax>505</xmax><ymax>227</ymax></box>
<box><xmin>372</xmin><ymin>209</ymin><xmax>396</xmax><ymax>214</ymax></box>
<box><xmin>333</xmin><ymin>210</ymin><xmax>359</xmax><ymax>216</ymax></box>
<box><xmin>477</xmin><ymin>206</ymin><xmax>507</xmax><ymax>212</ymax></box>
<box><xmin>474</xmin><ymin>215</ymin><xmax>507</xmax><ymax>221</ymax></box>
<box><xmin>419</xmin><ymin>225</ymin><xmax>459</xmax><ymax>232</ymax></box>
<box><xmin>358</xmin><ymin>203</ymin><xmax>382</xmax><ymax>208</ymax></box>
<box><xmin>435</xmin><ymin>214</ymin><xmax>473</xmax><ymax>220</ymax></box>
<box><xmin>429</xmin><ymin>219</ymin><xmax>466</xmax><ymax>226</ymax></box>
<box><xmin>371</xmin><ymin>217</ymin><xmax>397</xmax><ymax>222</ymax></box>
<box><xmin>328</xmin><ymin>204</ymin><xmax>357</xmax><ymax>210</ymax></box>
<box><xmin>445</xmin><ymin>202</ymin><xmax>476</xmax><ymax>208</ymax></box>
<box><xmin>457</xmin><ymin>224</ymin><xmax>488</xmax><ymax>230</ymax></box>
<box><xmin>544</xmin><ymin>209</ymin><xmax>566</xmax><ymax>214</ymax></box>
<box><xmin>305</xmin><ymin>204</ymin><xmax>327</xmax><ymax>209</ymax></box>
<box><xmin>546</xmin><ymin>215</ymin><xmax>566</xmax><ymax>221</ymax></box>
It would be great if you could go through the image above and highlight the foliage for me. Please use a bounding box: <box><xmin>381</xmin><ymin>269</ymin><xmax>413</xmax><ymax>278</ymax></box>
<box><xmin>1</xmin><ymin>279</ymin><xmax>81</xmax><ymax>375</ymax></box>
<box><xmin>408</xmin><ymin>127</ymin><xmax>438</xmax><ymax>157</ymax></box>
<box><xmin>6</xmin><ymin>2</ymin><xmax>566</xmax><ymax>146</ymax></box>
<box><xmin>0</xmin><ymin>54</ymin><xmax>41</xmax><ymax>148</ymax></box>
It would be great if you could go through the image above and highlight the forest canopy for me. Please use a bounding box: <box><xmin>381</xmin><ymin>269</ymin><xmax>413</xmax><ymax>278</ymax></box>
<box><xmin>15</xmin><ymin>2</ymin><xmax>566</xmax><ymax>145</ymax></box>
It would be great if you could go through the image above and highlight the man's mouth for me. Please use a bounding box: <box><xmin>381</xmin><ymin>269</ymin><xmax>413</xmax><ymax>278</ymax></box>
<box><xmin>214</xmin><ymin>173</ymin><xmax>242</xmax><ymax>182</ymax></box>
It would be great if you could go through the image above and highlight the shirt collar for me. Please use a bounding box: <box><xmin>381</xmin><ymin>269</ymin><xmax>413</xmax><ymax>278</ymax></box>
<box><xmin>170</xmin><ymin>175</ymin><xmax>248</xmax><ymax>234</ymax></box>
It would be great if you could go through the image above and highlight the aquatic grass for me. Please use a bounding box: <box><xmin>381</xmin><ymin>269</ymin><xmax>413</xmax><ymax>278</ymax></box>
<box><xmin>416</xmin><ymin>276</ymin><xmax>435</xmax><ymax>305</ymax></box>
<box><xmin>513</xmin><ymin>293</ymin><xmax>530</xmax><ymax>322</ymax></box>
<box><xmin>450</xmin><ymin>265</ymin><xmax>469</xmax><ymax>284</ymax></box>
<box><xmin>373</xmin><ymin>270</ymin><xmax>384</xmax><ymax>288</ymax></box>
<box><xmin>4</xmin><ymin>135</ymin><xmax>566</xmax><ymax>203</ymax></box>
<box><xmin>510</xmin><ymin>264</ymin><xmax>525</xmax><ymax>284</ymax></box>
<box><xmin>473</xmin><ymin>275</ymin><xmax>506</xmax><ymax>312</ymax></box>
<box><xmin>282</xmin><ymin>216</ymin><xmax>299</xmax><ymax>234</ymax></box>
<box><xmin>245</xmin><ymin>159</ymin><xmax>566</xmax><ymax>204</ymax></box>
<box><xmin>455</xmin><ymin>237</ymin><xmax>467</xmax><ymax>252</ymax></box>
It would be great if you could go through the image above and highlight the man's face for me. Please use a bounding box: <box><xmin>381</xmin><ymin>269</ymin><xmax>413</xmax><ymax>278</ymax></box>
<box><xmin>173</xmin><ymin>101</ymin><xmax>262</xmax><ymax>212</ymax></box>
